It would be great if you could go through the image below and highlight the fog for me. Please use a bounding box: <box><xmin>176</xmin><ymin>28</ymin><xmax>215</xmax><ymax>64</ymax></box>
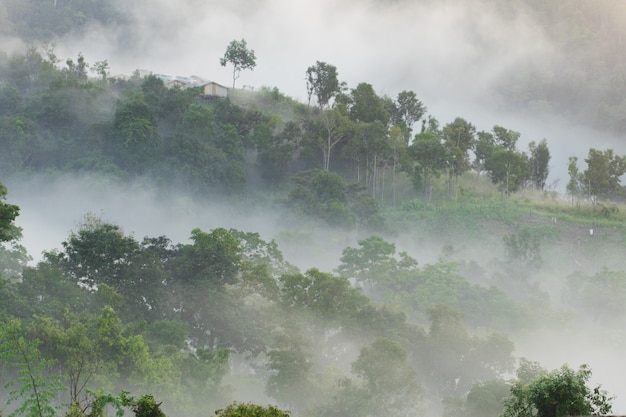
<box><xmin>50</xmin><ymin>0</ymin><xmax>626</xmax><ymax>188</ymax></box>
<box><xmin>6</xmin><ymin>175</ymin><xmax>356</xmax><ymax>273</ymax></box>
<box><xmin>5</xmin><ymin>0</ymin><xmax>626</xmax><ymax>414</ymax></box>
<box><xmin>7</xmin><ymin>175</ymin><xmax>626</xmax><ymax>413</ymax></box>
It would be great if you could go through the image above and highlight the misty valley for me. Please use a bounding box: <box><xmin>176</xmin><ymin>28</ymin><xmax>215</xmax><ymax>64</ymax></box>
<box><xmin>3</xmin><ymin>1</ymin><xmax>626</xmax><ymax>417</ymax></box>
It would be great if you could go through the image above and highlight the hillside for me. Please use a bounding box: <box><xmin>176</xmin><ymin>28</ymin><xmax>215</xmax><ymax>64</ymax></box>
<box><xmin>2</xmin><ymin>2</ymin><xmax>626</xmax><ymax>415</ymax></box>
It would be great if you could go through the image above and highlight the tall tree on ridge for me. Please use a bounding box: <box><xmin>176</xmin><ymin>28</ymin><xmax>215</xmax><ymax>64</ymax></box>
<box><xmin>220</xmin><ymin>38</ymin><xmax>257</xmax><ymax>89</ymax></box>
<box><xmin>392</xmin><ymin>90</ymin><xmax>426</xmax><ymax>144</ymax></box>
<box><xmin>528</xmin><ymin>139</ymin><xmax>551</xmax><ymax>190</ymax></box>
<box><xmin>305</xmin><ymin>61</ymin><xmax>341</xmax><ymax>110</ymax></box>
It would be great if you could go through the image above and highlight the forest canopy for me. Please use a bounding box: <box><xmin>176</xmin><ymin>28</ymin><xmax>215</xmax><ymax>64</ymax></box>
<box><xmin>1</xmin><ymin>1</ymin><xmax>626</xmax><ymax>416</ymax></box>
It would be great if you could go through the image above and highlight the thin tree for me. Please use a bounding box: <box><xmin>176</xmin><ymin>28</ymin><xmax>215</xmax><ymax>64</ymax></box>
<box><xmin>220</xmin><ymin>38</ymin><xmax>256</xmax><ymax>89</ymax></box>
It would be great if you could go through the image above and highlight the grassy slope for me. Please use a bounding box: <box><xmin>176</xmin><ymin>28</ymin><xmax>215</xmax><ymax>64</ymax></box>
<box><xmin>386</xmin><ymin>173</ymin><xmax>626</xmax><ymax>295</ymax></box>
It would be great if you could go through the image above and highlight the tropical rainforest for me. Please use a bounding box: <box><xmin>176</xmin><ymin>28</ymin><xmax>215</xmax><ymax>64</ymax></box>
<box><xmin>1</xmin><ymin>1</ymin><xmax>626</xmax><ymax>417</ymax></box>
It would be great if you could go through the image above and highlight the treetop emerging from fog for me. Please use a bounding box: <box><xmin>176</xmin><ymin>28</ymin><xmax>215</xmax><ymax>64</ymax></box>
<box><xmin>220</xmin><ymin>38</ymin><xmax>257</xmax><ymax>89</ymax></box>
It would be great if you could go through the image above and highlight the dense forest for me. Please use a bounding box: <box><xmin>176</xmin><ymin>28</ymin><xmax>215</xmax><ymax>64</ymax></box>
<box><xmin>1</xmin><ymin>1</ymin><xmax>626</xmax><ymax>417</ymax></box>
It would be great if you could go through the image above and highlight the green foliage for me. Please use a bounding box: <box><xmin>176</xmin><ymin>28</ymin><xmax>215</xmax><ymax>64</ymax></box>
<box><xmin>1</xmin><ymin>23</ymin><xmax>626</xmax><ymax>417</ymax></box>
<box><xmin>501</xmin><ymin>362</ymin><xmax>613</xmax><ymax>417</ymax></box>
<box><xmin>125</xmin><ymin>394</ymin><xmax>167</xmax><ymax>417</ymax></box>
<box><xmin>407</xmin><ymin>130</ymin><xmax>446</xmax><ymax>198</ymax></box>
<box><xmin>444</xmin><ymin>379</ymin><xmax>511</xmax><ymax>417</ymax></box>
<box><xmin>583</xmin><ymin>148</ymin><xmax>626</xmax><ymax>204</ymax></box>
<box><xmin>0</xmin><ymin>182</ymin><xmax>20</xmax><ymax>243</ymax></box>
<box><xmin>73</xmin><ymin>391</ymin><xmax>165</xmax><ymax>417</ymax></box>
<box><xmin>391</xmin><ymin>90</ymin><xmax>426</xmax><ymax>143</ymax></box>
<box><xmin>220</xmin><ymin>39</ymin><xmax>257</xmax><ymax>89</ymax></box>
<box><xmin>343</xmin><ymin>244</ymin><xmax>523</xmax><ymax>330</ymax></box>
<box><xmin>51</xmin><ymin>216</ymin><xmax>170</xmax><ymax>320</ymax></box>
<box><xmin>565</xmin><ymin>268</ymin><xmax>626</xmax><ymax>322</ymax></box>
<box><xmin>352</xmin><ymin>338</ymin><xmax>418</xmax><ymax>397</ymax></box>
<box><xmin>415</xmin><ymin>305</ymin><xmax>514</xmax><ymax>397</ymax></box>
<box><xmin>143</xmin><ymin>320</ymin><xmax>189</xmax><ymax>352</ymax></box>
<box><xmin>288</xmin><ymin>170</ymin><xmax>382</xmax><ymax>229</ymax></box>
<box><xmin>109</xmin><ymin>92</ymin><xmax>161</xmax><ymax>172</ymax></box>
<box><xmin>0</xmin><ymin>319</ymin><xmax>64</xmax><ymax>417</ymax></box>
<box><xmin>322</xmin><ymin>338</ymin><xmax>421</xmax><ymax>417</ymax></box>
<box><xmin>18</xmin><ymin>255</ymin><xmax>88</xmax><ymax>318</ymax></box>
<box><xmin>172</xmin><ymin>227</ymin><xmax>242</xmax><ymax>288</ymax></box>
<box><xmin>336</xmin><ymin>235</ymin><xmax>417</xmax><ymax>286</ymax></box>
<box><xmin>484</xmin><ymin>148</ymin><xmax>530</xmax><ymax>195</ymax></box>
<box><xmin>214</xmin><ymin>402</ymin><xmax>290</xmax><ymax>417</ymax></box>
<box><xmin>183</xmin><ymin>347</ymin><xmax>230</xmax><ymax>390</ymax></box>
<box><xmin>278</xmin><ymin>269</ymin><xmax>369</xmax><ymax>322</ymax></box>
<box><xmin>78</xmin><ymin>390</ymin><xmax>127</xmax><ymax>417</ymax></box>
<box><xmin>57</xmin><ymin>217</ymin><xmax>140</xmax><ymax>286</ymax></box>
<box><xmin>305</xmin><ymin>61</ymin><xmax>340</xmax><ymax>109</ymax></box>
<box><xmin>348</xmin><ymin>83</ymin><xmax>388</xmax><ymax>124</ymax></box>
<box><xmin>528</xmin><ymin>140</ymin><xmax>551</xmax><ymax>191</ymax></box>
<box><xmin>288</xmin><ymin>170</ymin><xmax>352</xmax><ymax>227</ymax></box>
<box><xmin>503</xmin><ymin>227</ymin><xmax>544</xmax><ymax>269</ymax></box>
<box><xmin>566</xmin><ymin>156</ymin><xmax>582</xmax><ymax>202</ymax></box>
<box><xmin>0</xmin><ymin>239</ymin><xmax>29</xmax><ymax>284</ymax></box>
<box><xmin>265</xmin><ymin>320</ymin><xmax>312</xmax><ymax>410</ymax></box>
<box><xmin>442</xmin><ymin>117</ymin><xmax>476</xmax><ymax>191</ymax></box>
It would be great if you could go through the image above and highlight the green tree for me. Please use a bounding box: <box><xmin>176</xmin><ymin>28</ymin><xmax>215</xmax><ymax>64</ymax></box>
<box><xmin>0</xmin><ymin>319</ymin><xmax>64</xmax><ymax>417</ymax></box>
<box><xmin>345</xmin><ymin>120</ymin><xmax>389</xmax><ymax>197</ymax></box>
<box><xmin>314</xmin><ymin>108</ymin><xmax>355</xmax><ymax>172</ymax></box>
<box><xmin>168</xmin><ymin>229</ymin><xmax>270</xmax><ymax>354</ymax></box>
<box><xmin>124</xmin><ymin>394</ymin><xmax>167</xmax><ymax>417</ymax></box>
<box><xmin>336</xmin><ymin>235</ymin><xmax>418</xmax><ymax>287</ymax></box>
<box><xmin>108</xmin><ymin>91</ymin><xmax>161</xmax><ymax>173</ymax></box>
<box><xmin>484</xmin><ymin>147</ymin><xmax>530</xmax><ymax>195</ymax></box>
<box><xmin>503</xmin><ymin>228</ymin><xmax>543</xmax><ymax>270</ymax></box>
<box><xmin>501</xmin><ymin>362</ymin><xmax>613</xmax><ymax>417</ymax></box>
<box><xmin>27</xmin><ymin>314</ymin><xmax>101</xmax><ymax>409</ymax></box>
<box><xmin>417</xmin><ymin>305</ymin><xmax>514</xmax><ymax>398</ymax></box>
<box><xmin>387</xmin><ymin>126</ymin><xmax>408</xmax><ymax>205</ymax></box>
<box><xmin>348</xmin><ymin>83</ymin><xmax>389</xmax><ymax>125</ymax></box>
<box><xmin>214</xmin><ymin>402</ymin><xmax>290</xmax><ymax>417</ymax></box>
<box><xmin>179</xmin><ymin>346</ymin><xmax>230</xmax><ymax>409</ymax></box>
<box><xmin>171</xmin><ymin>227</ymin><xmax>242</xmax><ymax>289</ymax></box>
<box><xmin>582</xmin><ymin>148</ymin><xmax>626</xmax><ymax>204</ymax></box>
<box><xmin>564</xmin><ymin>268</ymin><xmax>626</xmax><ymax>322</ymax></box>
<box><xmin>444</xmin><ymin>379</ymin><xmax>510</xmax><ymax>417</ymax></box>
<box><xmin>278</xmin><ymin>268</ymin><xmax>369</xmax><ymax>322</ymax></box>
<box><xmin>14</xmin><ymin>260</ymin><xmax>87</xmax><ymax>319</ymax></box>
<box><xmin>407</xmin><ymin>130</ymin><xmax>446</xmax><ymax>200</ymax></box>
<box><xmin>442</xmin><ymin>118</ymin><xmax>476</xmax><ymax>197</ymax></box>
<box><xmin>0</xmin><ymin>182</ymin><xmax>20</xmax><ymax>243</ymax></box>
<box><xmin>474</xmin><ymin>130</ymin><xmax>496</xmax><ymax>174</ymax></box>
<box><xmin>257</xmin><ymin>121</ymin><xmax>301</xmax><ymax>187</ymax></box>
<box><xmin>287</xmin><ymin>170</ymin><xmax>354</xmax><ymax>227</ymax></box>
<box><xmin>492</xmin><ymin>126</ymin><xmax>520</xmax><ymax>151</ymax></box>
<box><xmin>220</xmin><ymin>39</ymin><xmax>256</xmax><ymax>89</ymax></box>
<box><xmin>305</xmin><ymin>61</ymin><xmax>341</xmax><ymax>109</ymax></box>
<box><xmin>56</xmin><ymin>217</ymin><xmax>139</xmax><ymax>287</ymax></box>
<box><xmin>344</xmin><ymin>338</ymin><xmax>421</xmax><ymax>417</ymax></box>
<box><xmin>528</xmin><ymin>139</ymin><xmax>551</xmax><ymax>190</ymax></box>
<box><xmin>0</xmin><ymin>238</ymin><xmax>30</xmax><ymax>282</ymax></box>
<box><xmin>265</xmin><ymin>320</ymin><xmax>313</xmax><ymax>411</ymax></box>
<box><xmin>467</xmin><ymin>379</ymin><xmax>511</xmax><ymax>417</ymax></box>
<box><xmin>566</xmin><ymin>156</ymin><xmax>582</xmax><ymax>204</ymax></box>
<box><xmin>391</xmin><ymin>90</ymin><xmax>426</xmax><ymax>144</ymax></box>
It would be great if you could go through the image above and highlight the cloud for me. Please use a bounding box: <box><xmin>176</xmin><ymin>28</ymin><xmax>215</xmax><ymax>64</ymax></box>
<box><xmin>56</xmin><ymin>0</ymin><xmax>550</xmax><ymax>104</ymax></box>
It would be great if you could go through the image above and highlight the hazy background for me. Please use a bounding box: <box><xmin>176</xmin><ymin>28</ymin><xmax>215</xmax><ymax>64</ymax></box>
<box><xmin>46</xmin><ymin>0</ymin><xmax>626</xmax><ymax>189</ymax></box>
<box><xmin>4</xmin><ymin>0</ymin><xmax>626</xmax><ymax>412</ymax></box>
